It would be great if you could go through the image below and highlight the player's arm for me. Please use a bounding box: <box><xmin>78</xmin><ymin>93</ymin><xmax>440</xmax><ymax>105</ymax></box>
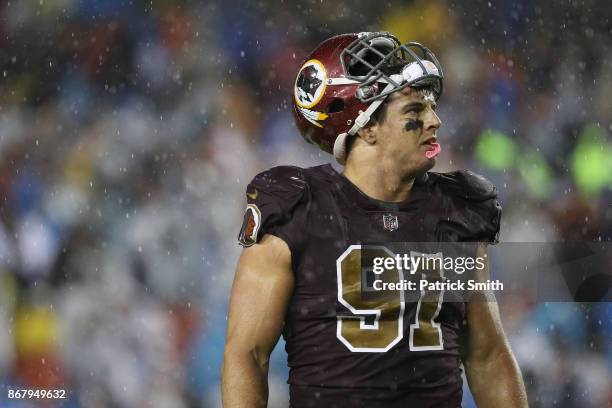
<box><xmin>463</xmin><ymin>245</ymin><xmax>528</xmax><ymax>408</ymax></box>
<box><xmin>222</xmin><ymin>234</ymin><xmax>294</xmax><ymax>407</ymax></box>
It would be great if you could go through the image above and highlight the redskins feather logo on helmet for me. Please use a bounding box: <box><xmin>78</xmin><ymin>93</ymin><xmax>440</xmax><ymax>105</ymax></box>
<box><xmin>291</xmin><ymin>32</ymin><xmax>444</xmax><ymax>164</ymax></box>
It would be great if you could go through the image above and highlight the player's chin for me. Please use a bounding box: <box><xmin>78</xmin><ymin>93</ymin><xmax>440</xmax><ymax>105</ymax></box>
<box><xmin>403</xmin><ymin>156</ymin><xmax>435</xmax><ymax>179</ymax></box>
<box><xmin>417</xmin><ymin>155</ymin><xmax>436</xmax><ymax>172</ymax></box>
<box><xmin>424</xmin><ymin>159</ymin><xmax>436</xmax><ymax>173</ymax></box>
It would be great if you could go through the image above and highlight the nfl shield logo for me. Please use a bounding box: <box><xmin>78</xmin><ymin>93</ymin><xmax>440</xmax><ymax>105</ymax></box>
<box><xmin>382</xmin><ymin>214</ymin><xmax>399</xmax><ymax>231</ymax></box>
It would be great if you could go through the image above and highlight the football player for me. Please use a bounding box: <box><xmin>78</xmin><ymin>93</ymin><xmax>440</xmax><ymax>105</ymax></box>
<box><xmin>222</xmin><ymin>32</ymin><xmax>527</xmax><ymax>407</ymax></box>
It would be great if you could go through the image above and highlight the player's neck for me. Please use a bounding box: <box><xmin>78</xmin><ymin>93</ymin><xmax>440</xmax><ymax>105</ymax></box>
<box><xmin>342</xmin><ymin>158</ymin><xmax>416</xmax><ymax>203</ymax></box>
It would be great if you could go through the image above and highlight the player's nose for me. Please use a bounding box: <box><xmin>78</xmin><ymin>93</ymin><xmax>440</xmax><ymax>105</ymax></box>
<box><xmin>424</xmin><ymin>107</ymin><xmax>442</xmax><ymax>132</ymax></box>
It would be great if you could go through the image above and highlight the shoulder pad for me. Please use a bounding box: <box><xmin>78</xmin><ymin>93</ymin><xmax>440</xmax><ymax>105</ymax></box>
<box><xmin>250</xmin><ymin>166</ymin><xmax>307</xmax><ymax>197</ymax></box>
<box><xmin>238</xmin><ymin>166</ymin><xmax>307</xmax><ymax>247</ymax></box>
<box><xmin>430</xmin><ymin>170</ymin><xmax>501</xmax><ymax>244</ymax></box>
<box><xmin>432</xmin><ymin>170</ymin><xmax>497</xmax><ymax>202</ymax></box>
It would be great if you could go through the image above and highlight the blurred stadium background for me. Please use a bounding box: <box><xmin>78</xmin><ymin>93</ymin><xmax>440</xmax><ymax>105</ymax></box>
<box><xmin>0</xmin><ymin>0</ymin><xmax>611</xmax><ymax>407</ymax></box>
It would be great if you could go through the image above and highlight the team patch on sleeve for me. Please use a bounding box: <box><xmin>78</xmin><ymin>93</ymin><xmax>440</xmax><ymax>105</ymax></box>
<box><xmin>238</xmin><ymin>204</ymin><xmax>262</xmax><ymax>247</ymax></box>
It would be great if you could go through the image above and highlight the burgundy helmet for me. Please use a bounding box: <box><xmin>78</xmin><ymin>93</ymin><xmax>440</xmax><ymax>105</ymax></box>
<box><xmin>291</xmin><ymin>32</ymin><xmax>444</xmax><ymax>164</ymax></box>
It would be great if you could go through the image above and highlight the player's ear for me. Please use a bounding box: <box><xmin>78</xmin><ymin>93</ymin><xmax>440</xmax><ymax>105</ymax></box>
<box><xmin>356</xmin><ymin>122</ymin><xmax>378</xmax><ymax>145</ymax></box>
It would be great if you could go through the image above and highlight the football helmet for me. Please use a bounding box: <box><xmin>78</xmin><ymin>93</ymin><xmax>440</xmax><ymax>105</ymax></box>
<box><xmin>291</xmin><ymin>32</ymin><xmax>444</xmax><ymax>164</ymax></box>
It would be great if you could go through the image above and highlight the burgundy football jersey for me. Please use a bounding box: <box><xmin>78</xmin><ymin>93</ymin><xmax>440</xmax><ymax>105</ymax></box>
<box><xmin>238</xmin><ymin>164</ymin><xmax>501</xmax><ymax>408</ymax></box>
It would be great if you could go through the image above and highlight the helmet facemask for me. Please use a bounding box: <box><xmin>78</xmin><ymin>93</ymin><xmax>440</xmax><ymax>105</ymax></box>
<box><xmin>341</xmin><ymin>32</ymin><xmax>444</xmax><ymax>103</ymax></box>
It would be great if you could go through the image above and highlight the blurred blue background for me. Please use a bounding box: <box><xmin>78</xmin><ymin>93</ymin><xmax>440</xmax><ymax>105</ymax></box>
<box><xmin>0</xmin><ymin>0</ymin><xmax>611</xmax><ymax>407</ymax></box>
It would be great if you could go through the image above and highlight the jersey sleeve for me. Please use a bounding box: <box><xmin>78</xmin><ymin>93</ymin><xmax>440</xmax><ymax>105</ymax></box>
<box><xmin>437</xmin><ymin>170</ymin><xmax>502</xmax><ymax>244</ymax></box>
<box><xmin>237</xmin><ymin>166</ymin><xmax>308</xmax><ymax>249</ymax></box>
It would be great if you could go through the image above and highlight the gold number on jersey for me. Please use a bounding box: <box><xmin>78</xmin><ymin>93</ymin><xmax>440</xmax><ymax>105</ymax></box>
<box><xmin>336</xmin><ymin>246</ymin><xmax>444</xmax><ymax>352</ymax></box>
<box><xmin>336</xmin><ymin>245</ymin><xmax>405</xmax><ymax>352</ymax></box>
<box><xmin>409</xmin><ymin>251</ymin><xmax>444</xmax><ymax>350</ymax></box>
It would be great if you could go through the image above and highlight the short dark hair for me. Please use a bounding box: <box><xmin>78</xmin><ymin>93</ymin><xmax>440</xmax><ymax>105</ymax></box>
<box><xmin>370</xmin><ymin>98</ymin><xmax>391</xmax><ymax>125</ymax></box>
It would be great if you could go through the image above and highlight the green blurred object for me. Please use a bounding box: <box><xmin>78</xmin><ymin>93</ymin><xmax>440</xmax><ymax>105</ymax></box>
<box><xmin>571</xmin><ymin>124</ymin><xmax>612</xmax><ymax>197</ymax></box>
<box><xmin>475</xmin><ymin>129</ymin><xmax>518</xmax><ymax>170</ymax></box>
<box><xmin>517</xmin><ymin>149</ymin><xmax>555</xmax><ymax>200</ymax></box>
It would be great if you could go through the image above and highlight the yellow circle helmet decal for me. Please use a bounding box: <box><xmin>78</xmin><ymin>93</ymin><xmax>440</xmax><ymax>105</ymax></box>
<box><xmin>294</xmin><ymin>59</ymin><xmax>327</xmax><ymax>109</ymax></box>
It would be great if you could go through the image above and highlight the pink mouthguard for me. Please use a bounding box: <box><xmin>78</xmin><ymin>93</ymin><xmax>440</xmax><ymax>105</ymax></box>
<box><xmin>425</xmin><ymin>142</ymin><xmax>441</xmax><ymax>159</ymax></box>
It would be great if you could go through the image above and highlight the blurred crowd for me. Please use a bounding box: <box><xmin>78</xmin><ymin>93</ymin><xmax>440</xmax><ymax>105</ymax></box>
<box><xmin>0</xmin><ymin>0</ymin><xmax>611</xmax><ymax>407</ymax></box>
